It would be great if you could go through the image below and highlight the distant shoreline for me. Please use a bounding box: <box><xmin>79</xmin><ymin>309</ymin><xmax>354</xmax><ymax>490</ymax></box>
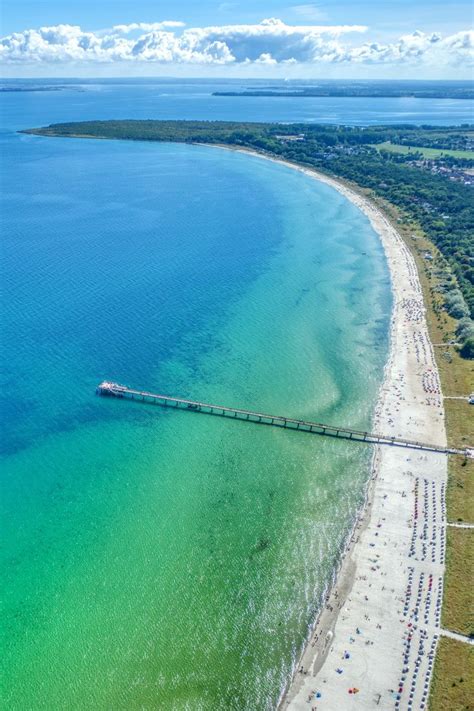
<box><xmin>213</xmin><ymin>91</ymin><xmax>474</xmax><ymax>99</ymax></box>
<box><xmin>0</xmin><ymin>86</ymin><xmax>75</xmax><ymax>93</ymax></box>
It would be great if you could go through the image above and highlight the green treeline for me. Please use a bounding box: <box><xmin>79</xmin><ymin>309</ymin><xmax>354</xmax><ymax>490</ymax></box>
<box><xmin>25</xmin><ymin>120</ymin><xmax>474</xmax><ymax>330</ymax></box>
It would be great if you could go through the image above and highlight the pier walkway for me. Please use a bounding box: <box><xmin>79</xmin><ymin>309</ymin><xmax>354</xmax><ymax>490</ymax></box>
<box><xmin>97</xmin><ymin>382</ymin><xmax>471</xmax><ymax>456</ymax></box>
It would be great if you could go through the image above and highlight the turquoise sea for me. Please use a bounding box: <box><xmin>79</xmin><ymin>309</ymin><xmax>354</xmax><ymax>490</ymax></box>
<box><xmin>0</xmin><ymin>80</ymin><xmax>413</xmax><ymax>709</ymax></box>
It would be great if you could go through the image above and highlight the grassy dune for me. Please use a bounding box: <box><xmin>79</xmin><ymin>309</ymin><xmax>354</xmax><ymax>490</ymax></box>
<box><xmin>429</xmin><ymin>637</ymin><xmax>474</xmax><ymax>711</ymax></box>
<box><xmin>447</xmin><ymin>457</ymin><xmax>474</xmax><ymax>523</ymax></box>
<box><xmin>442</xmin><ymin>528</ymin><xmax>474</xmax><ymax>636</ymax></box>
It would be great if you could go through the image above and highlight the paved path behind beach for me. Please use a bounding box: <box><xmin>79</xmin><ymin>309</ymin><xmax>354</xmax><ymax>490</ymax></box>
<box><xmin>440</xmin><ymin>629</ymin><xmax>474</xmax><ymax>646</ymax></box>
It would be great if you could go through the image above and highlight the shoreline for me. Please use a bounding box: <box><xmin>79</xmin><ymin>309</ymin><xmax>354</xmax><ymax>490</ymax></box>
<box><xmin>207</xmin><ymin>145</ymin><xmax>448</xmax><ymax>710</ymax></box>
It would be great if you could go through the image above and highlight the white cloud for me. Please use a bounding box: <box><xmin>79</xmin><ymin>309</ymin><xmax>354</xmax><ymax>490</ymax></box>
<box><xmin>253</xmin><ymin>52</ymin><xmax>279</xmax><ymax>65</ymax></box>
<box><xmin>0</xmin><ymin>19</ymin><xmax>472</xmax><ymax>69</ymax></box>
<box><xmin>111</xmin><ymin>22</ymin><xmax>185</xmax><ymax>34</ymax></box>
<box><xmin>347</xmin><ymin>30</ymin><xmax>474</xmax><ymax>66</ymax></box>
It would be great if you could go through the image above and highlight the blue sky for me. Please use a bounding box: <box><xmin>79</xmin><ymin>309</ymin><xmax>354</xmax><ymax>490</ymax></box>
<box><xmin>1</xmin><ymin>1</ymin><xmax>473</xmax><ymax>78</ymax></box>
<box><xmin>2</xmin><ymin>0</ymin><xmax>472</xmax><ymax>37</ymax></box>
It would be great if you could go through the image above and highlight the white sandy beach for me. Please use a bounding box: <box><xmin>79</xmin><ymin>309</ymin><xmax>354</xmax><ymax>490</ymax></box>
<box><xmin>220</xmin><ymin>147</ymin><xmax>449</xmax><ymax>711</ymax></box>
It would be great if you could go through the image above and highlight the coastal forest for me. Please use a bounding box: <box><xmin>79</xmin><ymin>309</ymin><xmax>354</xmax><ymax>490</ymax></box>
<box><xmin>26</xmin><ymin>120</ymin><xmax>474</xmax><ymax>355</ymax></box>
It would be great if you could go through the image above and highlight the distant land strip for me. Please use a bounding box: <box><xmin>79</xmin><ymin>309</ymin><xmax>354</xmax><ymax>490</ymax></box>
<box><xmin>213</xmin><ymin>89</ymin><xmax>474</xmax><ymax>99</ymax></box>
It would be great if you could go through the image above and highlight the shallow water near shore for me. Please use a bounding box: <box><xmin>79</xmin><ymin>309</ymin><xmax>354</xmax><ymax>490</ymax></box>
<box><xmin>2</xmin><ymin>88</ymin><xmax>392</xmax><ymax>709</ymax></box>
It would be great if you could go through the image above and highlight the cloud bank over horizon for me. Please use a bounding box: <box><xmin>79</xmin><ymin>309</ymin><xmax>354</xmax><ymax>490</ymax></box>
<box><xmin>1</xmin><ymin>18</ymin><xmax>473</xmax><ymax>72</ymax></box>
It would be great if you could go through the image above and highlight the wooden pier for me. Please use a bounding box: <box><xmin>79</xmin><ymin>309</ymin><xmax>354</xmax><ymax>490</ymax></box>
<box><xmin>96</xmin><ymin>381</ymin><xmax>470</xmax><ymax>456</ymax></box>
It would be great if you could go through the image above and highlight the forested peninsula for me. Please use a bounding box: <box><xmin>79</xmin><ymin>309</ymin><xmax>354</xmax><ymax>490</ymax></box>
<box><xmin>24</xmin><ymin>120</ymin><xmax>474</xmax><ymax>355</ymax></box>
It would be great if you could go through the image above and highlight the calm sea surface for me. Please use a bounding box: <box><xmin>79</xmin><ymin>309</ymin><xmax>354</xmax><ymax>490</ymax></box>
<box><xmin>1</xmin><ymin>79</ymin><xmax>459</xmax><ymax>709</ymax></box>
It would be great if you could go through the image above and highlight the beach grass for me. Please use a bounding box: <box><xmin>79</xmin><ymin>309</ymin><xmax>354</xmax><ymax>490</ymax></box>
<box><xmin>442</xmin><ymin>528</ymin><xmax>474</xmax><ymax>636</ymax></box>
<box><xmin>445</xmin><ymin>400</ymin><xmax>474</xmax><ymax>451</ymax></box>
<box><xmin>447</xmin><ymin>456</ymin><xmax>474</xmax><ymax>523</ymax></box>
<box><xmin>429</xmin><ymin>637</ymin><xmax>474</xmax><ymax>711</ymax></box>
<box><xmin>436</xmin><ymin>349</ymin><xmax>474</xmax><ymax>399</ymax></box>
